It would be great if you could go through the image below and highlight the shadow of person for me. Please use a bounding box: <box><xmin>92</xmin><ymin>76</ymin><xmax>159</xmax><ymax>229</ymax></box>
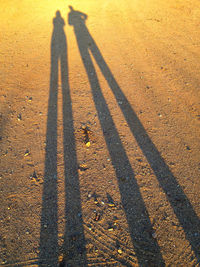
<box><xmin>68</xmin><ymin>6</ymin><xmax>200</xmax><ymax>266</ymax></box>
<box><xmin>68</xmin><ymin>5</ymin><xmax>87</xmax><ymax>26</ymax></box>
<box><xmin>39</xmin><ymin>10</ymin><xmax>87</xmax><ymax>266</ymax></box>
<box><xmin>68</xmin><ymin>6</ymin><xmax>165</xmax><ymax>266</ymax></box>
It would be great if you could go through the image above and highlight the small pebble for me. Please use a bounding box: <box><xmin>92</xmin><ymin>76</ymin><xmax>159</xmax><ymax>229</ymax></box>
<box><xmin>58</xmin><ymin>254</ymin><xmax>64</xmax><ymax>263</ymax></box>
<box><xmin>17</xmin><ymin>114</ymin><xmax>22</xmax><ymax>121</ymax></box>
<box><xmin>118</xmin><ymin>248</ymin><xmax>123</xmax><ymax>254</ymax></box>
<box><xmin>86</xmin><ymin>141</ymin><xmax>90</xmax><ymax>148</ymax></box>
<box><xmin>79</xmin><ymin>164</ymin><xmax>88</xmax><ymax>171</ymax></box>
<box><xmin>94</xmin><ymin>213</ymin><xmax>100</xmax><ymax>221</ymax></box>
<box><xmin>24</xmin><ymin>149</ymin><xmax>30</xmax><ymax>157</ymax></box>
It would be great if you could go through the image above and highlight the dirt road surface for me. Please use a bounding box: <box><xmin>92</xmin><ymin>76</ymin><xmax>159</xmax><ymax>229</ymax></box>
<box><xmin>0</xmin><ymin>0</ymin><xmax>200</xmax><ymax>266</ymax></box>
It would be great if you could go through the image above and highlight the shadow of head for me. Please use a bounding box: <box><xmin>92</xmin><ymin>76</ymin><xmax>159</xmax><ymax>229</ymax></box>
<box><xmin>56</xmin><ymin>10</ymin><xmax>61</xmax><ymax>17</ymax></box>
<box><xmin>68</xmin><ymin>6</ymin><xmax>88</xmax><ymax>26</ymax></box>
<box><xmin>68</xmin><ymin>5</ymin><xmax>74</xmax><ymax>11</ymax></box>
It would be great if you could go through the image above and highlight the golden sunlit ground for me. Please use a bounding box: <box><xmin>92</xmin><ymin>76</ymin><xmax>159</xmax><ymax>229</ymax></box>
<box><xmin>0</xmin><ymin>0</ymin><xmax>200</xmax><ymax>266</ymax></box>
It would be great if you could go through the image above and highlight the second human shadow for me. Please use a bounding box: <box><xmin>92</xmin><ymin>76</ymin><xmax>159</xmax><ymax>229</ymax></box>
<box><xmin>68</xmin><ymin>6</ymin><xmax>165</xmax><ymax>266</ymax></box>
<box><xmin>68</xmin><ymin>5</ymin><xmax>200</xmax><ymax>266</ymax></box>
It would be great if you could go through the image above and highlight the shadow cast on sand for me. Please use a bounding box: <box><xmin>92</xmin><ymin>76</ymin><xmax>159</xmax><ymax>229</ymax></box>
<box><xmin>68</xmin><ymin>6</ymin><xmax>165</xmax><ymax>266</ymax></box>
<box><xmin>68</xmin><ymin>6</ymin><xmax>200</xmax><ymax>265</ymax></box>
<box><xmin>39</xmin><ymin>11</ymin><xmax>87</xmax><ymax>266</ymax></box>
<box><xmin>39</xmin><ymin>7</ymin><xmax>200</xmax><ymax>266</ymax></box>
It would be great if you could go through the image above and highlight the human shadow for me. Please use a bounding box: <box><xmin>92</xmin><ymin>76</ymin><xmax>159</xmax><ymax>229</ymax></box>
<box><xmin>68</xmin><ymin>6</ymin><xmax>165</xmax><ymax>266</ymax></box>
<box><xmin>39</xmin><ymin>11</ymin><xmax>87</xmax><ymax>266</ymax></box>
<box><xmin>68</xmin><ymin>6</ymin><xmax>200</xmax><ymax>265</ymax></box>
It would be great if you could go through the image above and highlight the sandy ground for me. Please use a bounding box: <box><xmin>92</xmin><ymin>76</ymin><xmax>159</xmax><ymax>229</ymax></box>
<box><xmin>0</xmin><ymin>0</ymin><xmax>200</xmax><ymax>266</ymax></box>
